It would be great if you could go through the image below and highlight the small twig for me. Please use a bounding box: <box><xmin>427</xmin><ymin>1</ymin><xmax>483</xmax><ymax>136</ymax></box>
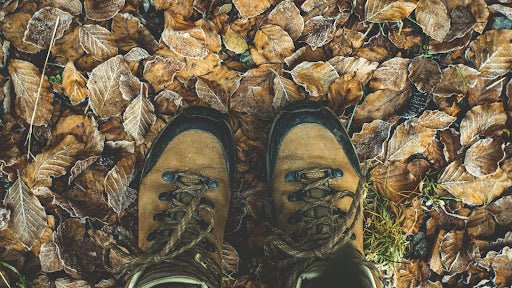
<box><xmin>0</xmin><ymin>271</ymin><xmax>10</xmax><ymax>288</ymax></box>
<box><xmin>26</xmin><ymin>17</ymin><xmax>60</xmax><ymax>159</ymax></box>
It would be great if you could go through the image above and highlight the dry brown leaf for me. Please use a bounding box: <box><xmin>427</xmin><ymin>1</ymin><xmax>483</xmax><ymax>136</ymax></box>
<box><xmin>123</xmin><ymin>89</ymin><xmax>156</xmax><ymax>145</ymax></box>
<box><xmin>440</xmin><ymin>230</ymin><xmax>478</xmax><ymax>273</ymax></box>
<box><xmin>408</xmin><ymin>56</ymin><xmax>442</xmax><ymax>93</ymax></box>
<box><xmin>26</xmin><ymin>135</ymin><xmax>84</xmax><ymax>188</ymax></box>
<box><xmin>84</xmin><ymin>0</ymin><xmax>125</xmax><ymax>21</ymax></box>
<box><xmin>467</xmin><ymin>209</ymin><xmax>496</xmax><ymax>239</ymax></box>
<box><xmin>62</xmin><ymin>61</ymin><xmax>88</xmax><ymax>105</ymax></box>
<box><xmin>370</xmin><ymin>159</ymin><xmax>429</xmax><ymax>202</ymax></box>
<box><xmin>440</xmin><ymin>129</ymin><xmax>462</xmax><ymax>164</ymax></box>
<box><xmin>162</xmin><ymin>26</ymin><xmax>208</xmax><ymax>59</ymax></box>
<box><xmin>1</xmin><ymin>6</ymin><xmax>41</xmax><ymax>53</ymax></box>
<box><xmin>143</xmin><ymin>56</ymin><xmax>185</xmax><ymax>93</ymax></box>
<box><xmin>433</xmin><ymin>64</ymin><xmax>479</xmax><ymax>98</ymax></box>
<box><xmin>329</xmin><ymin>28</ymin><xmax>366</xmax><ymax>57</ymax></box>
<box><xmin>104</xmin><ymin>154</ymin><xmax>136</xmax><ymax>214</ymax></box>
<box><xmin>429</xmin><ymin>230</ymin><xmax>446</xmax><ymax>275</ymax></box>
<box><xmin>55</xmin><ymin>278</ymin><xmax>91</xmax><ymax>288</ymax></box>
<box><xmin>154</xmin><ymin>90</ymin><xmax>186</xmax><ymax>115</ymax></box>
<box><xmin>354</xmin><ymin>88</ymin><xmax>411</xmax><ymax>125</ymax></box>
<box><xmin>253</xmin><ymin>24</ymin><xmax>294</xmax><ymax>64</ymax></box>
<box><xmin>464</xmin><ymin>138</ymin><xmax>505</xmax><ymax>177</ymax></box>
<box><xmin>39</xmin><ymin>233</ymin><xmax>64</xmax><ymax>272</ymax></box>
<box><xmin>87</xmin><ymin>55</ymin><xmax>132</xmax><ymax>118</ymax></box>
<box><xmin>78</xmin><ymin>24</ymin><xmax>118</xmax><ymax>61</ymax></box>
<box><xmin>290</xmin><ymin>61</ymin><xmax>338</xmax><ymax>96</ymax></box>
<box><xmin>111</xmin><ymin>13</ymin><xmax>159</xmax><ymax>53</ymax></box>
<box><xmin>468</xmin><ymin>77</ymin><xmax>505</xmax><ymax>107</ymax></box>
<box><xmin>301</xmin><ymin>16</ymin><xmax>336</xmax><ymax>49</ymax></box>
<box><xmin>223</xmin><ymin>26</ymin><xmax>248</xmax><ymax>54</ymax></box>
<box><xmin>466</xmin><ymin>29</ymin><xmax>512</xmax><ymax>79</ymax></box>
<box><xmin>195</xmin><ymin>66</ymin><xmax>241</xmax><ymax>113</ymax></box>
<box><xmin>386</xmin><ymin>118</ymin><xmax>436</xmax><ymax>161</ymax></box>
<box><xmin>415</xmin><ymin>0</ymin><xmax>450</xmax><ymax>42</ymax></box>
<box><xmin>352</xmin><ymin>120</ymin><xmax>392</xmax><ymax>161</ymax></box>
<box><xmin>438</xmin><ymin>160</ymin><xmax>512</xmax><ymax>205</ymax></box>
<box><xmin>52</xmin><ymin>0</ymin><xmax>83</xmax><ymax>15</ymax></box>
<box><xmin>327</xmin><ymin>75</ymin><xmax>363</xmax><ymax>113</ymax></box>
<box><xmin>365</xmin><ymin>0</ymin><xmax>416</xmax><ymax>23</ymax></box>
<box><xmin>4</xmin><ymin>176</ymin><xmax>47</xmax><ymax>248</ymax></box>
<box><xmin>231</xmin><ymin>64</ymin><xmax>279</xmax><ymax>119</ymax></box>
<box><xmin>369</xmin><ymin>57</ymin><xmax>410</xmax><ymax>92</ymax></box>
<box><xmin>23</xmin><ymin>7</ymin><xmax>73</xmax><ymax>49</ymax></box>
<box><xmin>487</xmin><ymin>195</ymin><xmax>512</xmax><ymax>228</ymax></box>
<box><xmin>417</xmin><ymin>110</ymin><xmax>456</xmax><ymax>130</ymax></box>
<box><xmin>489</xmin><ymin>247</ymin><xmax>512</xmax><ymax>287</ymax></box>
<box><xmin>460</xmin><ymin>102</ymin><xmax>507</xmax><ymax>146</ymax></box>
<box><xmin>8</xmin><ymin>59</ymin><xmax>53</xmax><ymax>126</ymax></box>
<box><xmin>272</xmin><ymin>73</ymin><xmax>303</xmax><ymax>110</ymax></box>
<box><xmin>267</xmin><ymin>0</ymin><xmax>304</xmax><ymax>40</ymax></box>
<box><xmin>68</xmin><ymin>156</ymin><xmax>99</xmax><ymax>184</ymax></box>
<box><xmin>233</xmin><ymin>0</ymin><xmax>271</xmax><ymax>19</ymax></box>
<box><xmin>52</xmin><ymin>25</ymin><xmax>85</xmax><ymax>64</ymax></box>
<box><xmin>328</xmin><ymin>56</ymin><xmax>379</xmax><ymax>85</ymax></box>
<box><xmin>284</xmin><ymin>46</ymin><xmax>327</xmax><ymax>68</ymax></box>
<box><xmin>490</xmin><ymin>4</ymin><xmax>512</xmax><ymax>19</ymax></box>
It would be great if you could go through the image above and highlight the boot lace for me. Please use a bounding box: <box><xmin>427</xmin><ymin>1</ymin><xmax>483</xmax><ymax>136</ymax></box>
<box><xmin>265</xmin><ymin>167</ymin><xmax>366</xmax><ymax>287</ymax></box>
<box><xmin>104</xmin><ymin>171</ymin><xmax>221</xmax><ymax>286</ymax></box>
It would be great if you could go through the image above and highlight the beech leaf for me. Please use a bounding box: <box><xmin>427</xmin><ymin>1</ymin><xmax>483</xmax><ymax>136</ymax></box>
<box><xmin>122</xmin><ymin>87</ymin><xmax>156</xmax><ymax>145</ymax></box>
<box><xmin>290</xmin><ymin>61</ymin><xmax>338</xmax><ymax>96</ymax></box>
<box><xmin>104</xmin><ymin>154</ymin><xmax>137</xmax><ymax>214</ymax></box>
<box><xmin>79</xmin><ymin>24</ymin><xmax>118</xmax><ymax>61</ymax></box>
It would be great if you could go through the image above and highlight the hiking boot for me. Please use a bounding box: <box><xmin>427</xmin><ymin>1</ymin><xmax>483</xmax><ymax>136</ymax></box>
<box><xmin>127</xmin><ymin>107</ymin><xmax>236</xmax><ymax>288</ymax></box>
<box><xmin>265</xmin><ymin>101</ymin><xmax>368</xmax><ymax>287</ymax></box>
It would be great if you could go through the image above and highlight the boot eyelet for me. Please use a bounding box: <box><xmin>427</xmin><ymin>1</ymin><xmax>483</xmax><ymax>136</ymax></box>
<box><xmin>328</xmin><ymin>169</ymin><xmax>343</xmax><ymax>178</ymax></box>
<box><xmin>207</xmin><ymin>180</ymin><xmax>218</xmax><ymax>189</ymax></box>
<box><xmin>288</xmin><ymin>192</ymin><xmax>303</xmax><ymax>202</ymax></box>
<box><xmin>162</xmin><ymin>171</ymin><xmax>179</xmax><ymax>183</ymax></box>
<box><xmin>153</xmin><ymin>213</ymin><xmax>165</xmax><ymax>221</ymax></box>
<box><xmin>285</xmin><ymin>172</ymin><xmax>295</xmax><ymax>182</ymax></box>
<box><xmin>159</xmin><ymin>192</ymin><xmax>169</xmax><ymax>201</ymax></box>
<box><xmin>147</xmin><ymin>231</ymin><xmax>157</xmax><ymax>241</ymax></box>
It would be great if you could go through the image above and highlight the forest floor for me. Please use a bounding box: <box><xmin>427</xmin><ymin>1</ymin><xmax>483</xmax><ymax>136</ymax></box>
<box><xmin>0</xmin><ymin>0</ymin><xmax>512</xmax><ymax>287</ymax></box>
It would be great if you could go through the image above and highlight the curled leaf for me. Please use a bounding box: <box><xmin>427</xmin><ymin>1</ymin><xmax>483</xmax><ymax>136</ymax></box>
<box><xmin>290</xmin><ymin>61</ymin><xmax>338</xmax><ymax>96</ymax></box>
<box><xmin>464</xmin><ymin>138</ymin><xmax>505</xmax><ymax>177</ymax></box>
<box><xmin>466</xmin><ymin>29</ymin><xmax>512</xmax><ymax>79</ymax></box>
<box><xmin>460</xmin><ymin>103</ymin><xmax>507</xmax><ymax>146</ymax></box>
<box><xmin>62</xmin><ymin>61</ymin><xmax>88</xmax><ymax>105</ymax></box>
<box><xmin>365</xmin><ymin>0</ymin><xmax>416</xmax><ymax>23</ymax></box>
<box><xmin>254</xmin><ymin>24</ymin><xmax>294</xmax><ymax>63</ymax></box>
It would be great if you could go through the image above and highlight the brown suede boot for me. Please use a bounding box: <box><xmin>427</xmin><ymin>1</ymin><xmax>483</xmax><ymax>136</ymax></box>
<box><xmin>265</xmin><ymin>101</ymin><xmax>372</xmax><ymax>288</ymax></box>
<box><xmin>123</xmin><ymin>107</ymin><xmax>235</xmax><ymax>288</ymax></box>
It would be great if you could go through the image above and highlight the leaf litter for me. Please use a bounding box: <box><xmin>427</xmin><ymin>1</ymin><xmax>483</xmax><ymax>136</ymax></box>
<box><xmin>0</xmin><ymin>0</ymin><xmax>511</xmax><ymax>287</ymax></box>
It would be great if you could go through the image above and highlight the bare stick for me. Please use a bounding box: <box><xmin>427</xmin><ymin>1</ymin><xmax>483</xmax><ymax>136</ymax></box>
<box><xmin>26</xmin><ymin>17</ymin><xmax>60</xmax><ymax>158</ymax></box>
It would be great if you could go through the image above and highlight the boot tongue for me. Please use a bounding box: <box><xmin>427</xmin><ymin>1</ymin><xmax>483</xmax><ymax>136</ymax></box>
<box><xmin>303</xmin><ymin>188</ymin><xmax>331</xmax><ymax>236</ymax></box>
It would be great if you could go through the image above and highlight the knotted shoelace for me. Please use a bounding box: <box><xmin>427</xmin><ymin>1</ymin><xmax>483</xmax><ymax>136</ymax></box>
<box><xmin>265</xmin><ymin>167</ymin><xmax>366</xmax><ymax>287</ymax></box>
<box><xmin>104</xmin><ymin>171</ymin><xmax>221</xmax><ymax>286</ymax></box>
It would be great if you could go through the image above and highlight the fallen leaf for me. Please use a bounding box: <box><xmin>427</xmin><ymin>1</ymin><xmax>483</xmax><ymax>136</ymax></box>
<box><xmin>267</xmin><ymin>0</ymin><xmax>304</xmax><ymax>40</ymax></box>
<box><xmin>328</xmin><ymin>56</ymin><xmax>379</xmax><ymax>85</ymax></box>
<box><xmin>52</xmin><ymin>0</ymin><xmax>83</xmax><ymax>15</ymax></box>
<box><xmin>369</xmin><ymin>57</ymin><xmax>410</xmax><ymax>92</ymax></box>
<box><xmin>467</xmin><ymin>209</ymin><xmax>496</xmax><ymax>239</ymax></box>
<box><xmin>327</xmin><ymin>74</ymin><xmax>363</xmax><ymax>113</ymax></box>
<box><xmin>415</xmin><ymin>0</ymin><xmax>450</xmax><ymax>42</ymax></box>
<box><xmin>23</xmin><ymin>7</ymin><xmax>73</xmax><ymax>49</ymax></box>
<box><xmin>122</xmin><ymin>88</ymin><xmax>156</xmax><ymax>145</ymax></box>
<box><xmin>408</xmin><ymin>56</ymin><xmax>442</xmax><ymax>93</ymax></box>
<box><xmin>162</xmin><ymin>26</ymin><xmax>208</xmax><ymax>59</ymax></box>
<box><xmin>460</xmin><ymin>102</ymin><xmax>507</xmax><ymax>146</ymax></box>
<box><xmin>52</xmin><ymin>25</ymin><xmax>85</xmax><ymax>64</ymax></box>
<box><xmin>365</xmin><ymin>0</ymin><xmax>416</xmax><ymax>23</ymax></box>
<box><xmin>465</xmin><ymin>138</ymin><xmax>505</xmax><ymax>177</ymax></box>
<box><xmin>8</xmin><ymin>59</ymin><xmax>53</xmax><ymax>126</ymax></box>
<box><xmin>386</xmin><ymin>118</ymin><xmax>436</xmax><ymax>161</ymax></box>
<box><xmin>433</xmin><ymin>64</ymin><xmax>479</xmax><ymax>98</ymax></box>
<box><xmin>104</xmin><ymin>154</ymin><xmax>136</xmax><ymax>214</ymax></box>
<box><xmin>79</xmin><ymin>24</ymin><xmax>118</xmax><ymax>61</ymax></box>
<box><xmin>154</xmin><ymin>90</ymin><xmax>186</xmax><ymax>115</ymax></box>
<box><xmin>195</xmin><ymin>66</ymin><xmax>241</xmax><ymax>112</ymax></box>
<box><xmin>272</xmin><ymin>73</ymin><xmax>303</xmax><ymax>109</ymax></box>
<box><xmin>253</xmin><ymin>24</ymin><xmax>294</xmax><ymax>63</ymax></box>
<box><xmin>352</xmin><ymin>119</ymin><xmax>392</xmax><ymax>161</ymax></box>
<box><xmin>354</xmin><ymin>88</ymin><xmax>411</xmax><ymax>125</ymax></box>
<box><xmin>231</xmin><ymin>64</ymin><xmax>279</xmax><ymax>119</ymax></box>
<box><xmin>490</xmin><ymin>247</ymin><xmax>512</xmax><ymax>287</ymax></box>
<box><xmin>490</xmin><ymin>4</ymin><xmax>512</xmax><ymax>19</ymax></box>
<box><xmin>39</xmin><ymin>233</ymin><xmax>64</xmax><ymax>272</ymax></box>
<box><xmin>438</xmin><ymin>160</ymin><xmax>512</xmax><ymax>205</ymax></box>
<box><xmin>143</xmin><ymin>56</ymin><xmax>185</xmax><ymax>93</ymax></box>
<box><xmin>290</xmin><ymin>61</ymin><xmax>338</xmax><ymax>96</ymax></box>
<box><xmin>84</xmin><ymin>0</ymin><xmax>125</xmax><ymax>21</ymax></box>
<box><xmin>55</xmin><ymin>278</ymin><xmax>91</xmax><ymax>288</ymax></box>
<box><xmin>284</xmin><ymin>46</ymin><xmax>327</xmax><ymax>68</ymax></box>
<box><xmin>487</xmin><ymin>195</ymin><xmax>512</xmax><ymax>228</ymax></box>
<box><xmin>301</xmin><ymin>16</ymin><xmax>336</xmax><ymax>49</ymax></box>
<box><xmin>4</xmin><ymin>176</ymin><xmax>47</xmax><ymax>248</ymax></box>
<box><xmin>371</xmin><ymin>159</ymin><xmax>430</xmax><ymax>202</ymax></box>
<box><xmin>87</xmin><ymin>55</ymin><xmax>132</xmax><ymax>118</ymax></box>
<box><xmin>233</xmin><ymin>0</ymin><xmax>271</xmax><ymax>19</ymax></box>
<box><xmin>69</xmin><ymin>156</ymin><xmax>99</xmax><ymax>184</ymax></box>
<box><xmin>62</xmin><ymin>61</ymin><xmax>88</xmax><ymax>105</ymax></box>
<box><xmin>1</xmin><ymin>9</ymin><xmax>40</xmax><ymax>53</ymax></box>
<box><xmin>223</xmin><ymin>26</ymin><xmax>248</xmax><ymax>54</ymax></box>
<box><xmin>329</xmin><ymin>28</ymin><xmax>366</xmax><ymax>57</ymax></box>
<box><xmin>417</xmin><ymin>110</ymin><xmax>456</xmax><ymax>130</ymax></box>
<box><xmin>466</xmin><ymin>29</ymin><xmax>512</xmax><ymax>79</ymax></box>
<box><xmin>440</xmin><ymin>230</ymin><xmax>478</xmax><ymax>273</ymax></box>
<box><xmin>111</xmin><ymin>13</ymin><xmax>159</xmax><ymax>53</ymax></box>
<box><xmin>468</xmin><ymin>77</ymin><xmax>505</xmax><ymax>107</ymax></box>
